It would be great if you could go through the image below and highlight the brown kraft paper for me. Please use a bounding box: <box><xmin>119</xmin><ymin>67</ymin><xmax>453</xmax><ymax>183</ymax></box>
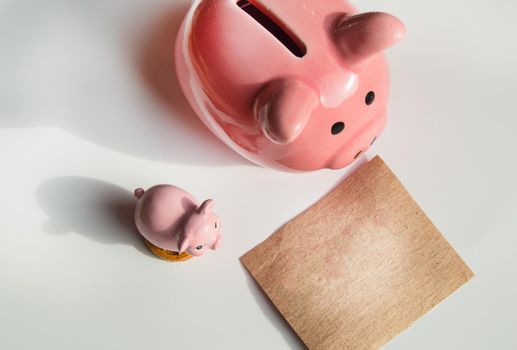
<box><xmin>241</xmin><ymin>156</ymin><xmax>474</xmax><ymax>350</ymax></box>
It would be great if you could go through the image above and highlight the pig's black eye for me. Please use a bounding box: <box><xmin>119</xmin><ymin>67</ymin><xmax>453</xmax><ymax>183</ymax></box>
<box><xmin>195</xmin><ymin>245</ymin><xmax>203</xmax><ymax>251</ymax></box>
<box><xmin>365</xmin><ymin>91</ymin><xmax>375</xmax><ymax>105</ymax></box>
<box><xmin>331</xmin><ymin>122</ymin><xmax>345</xmax><ymax>135</ymax></box>
<box><xmin>214</xmin><ymin>222</ymin><xmax>218</xmax><ymax>229</ymax></box>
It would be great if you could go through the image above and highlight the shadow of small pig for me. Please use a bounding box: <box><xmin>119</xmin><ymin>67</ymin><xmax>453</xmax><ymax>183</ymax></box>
<box><xmin>36</xmin><ymin>176</ymin><xmax>154</xmax><ymax>258</ymax></box>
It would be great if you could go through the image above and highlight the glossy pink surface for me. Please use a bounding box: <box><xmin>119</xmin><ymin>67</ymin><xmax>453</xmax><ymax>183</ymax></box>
<box><xmin>175</xmin><ymin>0</ymin><xmax>405</xmax><ymax>171</ymax></box>
<box><xmin>134</xmin><ymin>185</ymin><xmax>222</xmax><ymax>257</ymax></box>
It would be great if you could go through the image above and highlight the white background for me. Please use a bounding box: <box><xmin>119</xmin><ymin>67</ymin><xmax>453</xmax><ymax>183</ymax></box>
<box><xmin>1</xmin><ymin>0</ymin><xmax>516</xmax><ymax>349</ymax></box>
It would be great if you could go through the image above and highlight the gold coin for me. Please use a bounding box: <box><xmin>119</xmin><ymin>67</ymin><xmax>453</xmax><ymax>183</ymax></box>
<box><xmin>144</xmin><ymin>239</ymin><xmax>193</xmax><ymax>262</ymax></box>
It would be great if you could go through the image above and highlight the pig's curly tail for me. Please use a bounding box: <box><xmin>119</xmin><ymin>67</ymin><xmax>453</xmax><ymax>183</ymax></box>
<box><xmin>134</xmin><ymin>188</ymin><xmax>145</xmax><ymax>199</ymax></box>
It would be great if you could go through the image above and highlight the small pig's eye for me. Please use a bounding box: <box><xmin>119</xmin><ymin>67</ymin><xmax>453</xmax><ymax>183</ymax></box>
<box><xmin>215</xmin><ymin>222</ymin><xmax>218</xmax><ymax>229</ymax></box>
<box><xmin>365</xmin><ymin>91</ymin><xmax>375</xmax><ymax>105</ymax></box>
<box><xmin>195</xmin><ymin>245</ymin><xmax>203</xmax><ymax>251</ymax></box>
<box><xmin>331</xmin><ymin>122</ymin><xmax>345</xmax><ymax>135</ymax></box>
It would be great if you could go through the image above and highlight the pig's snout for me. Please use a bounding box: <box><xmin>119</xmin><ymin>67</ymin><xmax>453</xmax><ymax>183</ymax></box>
<box><xmin>211</xmin><ymin>236</ymin><xmax>223</xmax><ymax>250</ymax></box>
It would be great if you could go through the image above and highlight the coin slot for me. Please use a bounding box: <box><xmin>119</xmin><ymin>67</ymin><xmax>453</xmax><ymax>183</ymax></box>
<box><xmin>237</xmin><ymin>0</ymin><xmax>307</xmax><ymax>58</ymax></box>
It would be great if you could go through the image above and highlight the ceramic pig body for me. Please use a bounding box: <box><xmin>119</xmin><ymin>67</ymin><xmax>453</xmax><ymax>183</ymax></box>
<box><xmin>175</xmin><ymin>0</ymin><xmax>405</xmax><ymax>171</ymax></box>
<box><xmin>134</xmin><ymin>185</ymin><xmax>222</xmax><ymax>259</ymax></box>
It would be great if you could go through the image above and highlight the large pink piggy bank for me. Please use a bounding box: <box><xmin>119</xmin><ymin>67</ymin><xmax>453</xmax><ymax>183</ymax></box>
<box><xmin>134</xmin><ymin>185</ymin><xmax>222</xmax><ymax>261</ymax></box>
<box><xmin>175</xmin><ymin>0</ymin><xmax>405</xmax><ymax>171</ymax></box>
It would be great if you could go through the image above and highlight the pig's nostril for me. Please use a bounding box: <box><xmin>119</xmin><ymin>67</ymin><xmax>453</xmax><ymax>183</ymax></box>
<box><xmin>365</xmin><ymin>91</ymin><xmax>375</xmax><ymax>105</ymax></box>
<box><xmin>237</xmin><ymin>0</ymin><xmax>306</xmax><ymax>58</ymax></box>
<box><xmin>331</xmin><ymin>122</ymin><xmax>345</xmax><ymax>135</ymax></box>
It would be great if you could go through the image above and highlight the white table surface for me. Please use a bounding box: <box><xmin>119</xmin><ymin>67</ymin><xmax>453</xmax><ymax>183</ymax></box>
<box><xmin>1</xmin><ymin>0</ymin><xmax>516</xmax><ymax>349</ymax></box>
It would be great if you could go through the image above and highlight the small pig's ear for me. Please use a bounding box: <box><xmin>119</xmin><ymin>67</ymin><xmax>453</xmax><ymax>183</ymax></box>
<box><xmin>197</xmin><ymin>199</ymin><xmax>214</xmax><ymax>216</ymax></box>
<box><xmin>255</xmin><ymin>79</ymin><xmax>319</xmax><ymax>144</ymax></box>
<box><xmin>211</xmin><ymin>235</ymin><xmax>222</xmax><ymax>251</ymax></box>
<box><xmin>178</xmin><ymin>237</ymin><xmax>191</xmax><ymax>254</ymax></box>
<box><xmin>334</xmin><ymin>12</ymin><xmax>405</xmax><ymax>68</ymax></box>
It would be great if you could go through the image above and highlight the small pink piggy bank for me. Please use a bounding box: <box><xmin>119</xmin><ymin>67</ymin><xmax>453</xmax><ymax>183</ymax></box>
<box><xmin>134</xmin><ymin>185</ymin><xmax>222</xmax><ymax>262</ymax></box>
<box><xmin>175</xmin><ymin>0</ymin><xmax>405</xmax><ymax>171</ymax></box>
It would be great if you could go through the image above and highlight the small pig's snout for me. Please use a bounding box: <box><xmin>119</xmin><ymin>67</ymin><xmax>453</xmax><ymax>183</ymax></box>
<box><xmin>211</xmin><ymin>236</ymin><xmax>223</xmax><ymax>250</ymax></box>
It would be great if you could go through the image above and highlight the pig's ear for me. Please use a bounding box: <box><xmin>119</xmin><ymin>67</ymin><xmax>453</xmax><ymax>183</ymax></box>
<box><xmin>211</xmin><ymin>236</ymin><xmax>222</xmax><ymax>251</ymax></box>
<box><xmin>334</xmin><ymin>12</ymin><xmax>405</xmax><ymax>68</ymax></box>
<box><xmin>197</xmin><ymin>199</ymin><xmax>214</xmax><ymax>216</ymax></box>
<box><xmin>255</xmin><ymin>79</ymin><xmax>319</xmax><ymax>144</ymax></box>
<box><xmin>178</xmin><ymin>237</ymin><xmax>191</xmax><ymax>254</ymax></box>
